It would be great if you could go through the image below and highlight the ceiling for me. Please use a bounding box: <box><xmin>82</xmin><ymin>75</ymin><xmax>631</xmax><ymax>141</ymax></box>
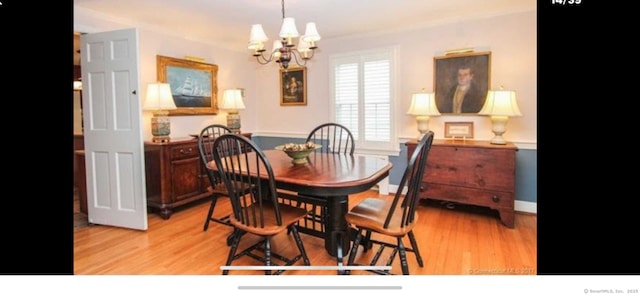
<box><xmin>74</xmin><ymin>0</ymin><xmax>536</xmax><ymax>53</ymax></box>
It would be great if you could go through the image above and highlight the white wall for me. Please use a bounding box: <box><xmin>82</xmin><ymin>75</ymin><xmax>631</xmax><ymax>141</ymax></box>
<box><xmin>138</xmin><ymin>31</ymin><xmax>255</xmax><ymax>140</ymax></box>
<box><xmin>74</xmin><ymin>7</ymin><xmax>536</xmax><ymax>146</ymax></box>
<box><xmin>74</xmin><ymin>7</ymin><xmax>257</xmax><ymax>141</ymax></box>
<box><xmin>253</xmin><ymin>11</ymin><xmax>537</xmax><ymax>146</ymax></box>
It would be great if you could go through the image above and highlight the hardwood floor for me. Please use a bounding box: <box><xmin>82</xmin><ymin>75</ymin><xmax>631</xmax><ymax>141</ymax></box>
<box><xmin>73</xmin><ymin>190</ymin><xmax>536</xmax><ymax>275</ymax></box>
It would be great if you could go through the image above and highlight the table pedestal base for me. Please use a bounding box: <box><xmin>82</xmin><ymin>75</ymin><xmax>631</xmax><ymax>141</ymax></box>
<box><xmin>324</xmin><ymin>195</ymin><xmax>349</xmax><ymax>257</ymax></box>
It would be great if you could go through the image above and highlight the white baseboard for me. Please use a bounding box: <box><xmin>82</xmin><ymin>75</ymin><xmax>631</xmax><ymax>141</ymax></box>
<box><xmin>514</xmin><ymin>200</ymin><xmax>537</xmax><ymax>214</ymax></box>
<box><xmin>385</xmin><ymin>185</ymin><xmax>536</xmax><ymax>214</ymax></box>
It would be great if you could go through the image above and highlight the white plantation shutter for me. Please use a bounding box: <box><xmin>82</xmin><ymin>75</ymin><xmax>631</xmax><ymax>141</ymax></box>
<box><xmin>364</xmin><ymin>59</ymin><xmax>390</xmax><ymax>142</ymax></box>
<box><xmin>335</xmin><ymin>62</ymin><xmax>359</xmax><ymax>139</ymax></box>
<box><xmin>330</xmin><ymin>47</ymin><xmax>397</xmax><ymax>153</ymax></box>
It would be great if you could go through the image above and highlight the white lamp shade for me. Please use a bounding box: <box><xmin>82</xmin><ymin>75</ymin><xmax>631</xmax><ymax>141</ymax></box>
<box><xmin>407</xmin><ymin>92</ymin><xmax>440</xmax><ymax>116</ymax></box>
<box><xmin>143</xmin><ymin>83</ymin><xmax>177</xmax><ymax>110</ymax></box>
<box><xmin>271</xmin><ymin>40</ymin><xmax>283</xmax><ymax>58</ymax></box>
<box><xmin>249</xmin><ymin>24</ymin><xmax>268</xmax><ymax>42</ymax></box>
<box><xmin>221</xmin><ymin>89</ymin><xmax>246</xmax><ymax>110</ymax></box>
<box><xmin>297</xmin><ymin>37</ymin><xmax>310</xmax><ymax>52</ymax></box>
<box><xmin>478</xmin><ymin>89</ymin><xmax>522</xmax><ymax>117</ymax></box>
<box><xmin>301</xmin><ymin>22</ymin><xmax>321</xmax><ymax>42</ymax></box>
<box><xmin>247</xmin><ymin>41</ymin><xmax>264</xmax><ymax>50</ymax></box>
<box><xmin>279</xmin><ymin>17</ymin><xmax>299</xmax><ymax>38</ymax></box>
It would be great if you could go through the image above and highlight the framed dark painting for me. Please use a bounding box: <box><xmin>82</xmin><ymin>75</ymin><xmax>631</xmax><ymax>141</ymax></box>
<box><xmin>157</xmin><ymin>55</ymin><xmax>219</xmax><ymax>115</ymax></box>
<box><xmin>279</xmin><ymin>67</ymin><xmax>307</xmax><ymax>106</ymax></box>
<box><xmin>434</xmin><ymin>51</ymin><xmax>491</xmax><ymax>114</ymax></box>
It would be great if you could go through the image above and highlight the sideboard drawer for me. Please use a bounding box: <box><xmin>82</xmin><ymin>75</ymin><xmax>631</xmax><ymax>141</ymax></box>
<box><xmin>170</xmin><ymin>143</ymin><xmax>198</xmax><ymax>160</ymax></box>
<box><xmin>421</xmin><ymin>182</ymin><xmax>514</xmax><ymax>210</ymax></box>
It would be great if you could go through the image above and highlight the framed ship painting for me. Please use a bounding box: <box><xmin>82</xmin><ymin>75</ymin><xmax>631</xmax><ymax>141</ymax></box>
<box><xmin>157</xmin><ymin>55</ymin><xmax>219</xmax><ymax>115</ymax></box>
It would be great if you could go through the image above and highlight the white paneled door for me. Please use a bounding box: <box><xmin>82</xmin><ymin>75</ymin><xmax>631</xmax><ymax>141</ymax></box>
<box><xmin>80</xmin><ymin>28</ymin><xmax>148</xmax><ymax>230</ymax></box>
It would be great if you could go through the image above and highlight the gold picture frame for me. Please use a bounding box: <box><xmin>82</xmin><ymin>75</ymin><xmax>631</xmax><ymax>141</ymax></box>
<box><xmin>444</xmin><ymin>122</ymin><xmax>474</xmax><ymax>138</ymax></box>
<box><xmin>279</xmin><ymin>67</ymin><xmax>307</xmax><ymax>106</ymax></box>
<box><xmin>434</xmin><ymin>51</ymin><xmax>491</xmax><ymax>114</ymax></box>
<box><xmin>157</xmin><ymin>55</ymin><xmax>219</xmax><ymax>116</ymax></box>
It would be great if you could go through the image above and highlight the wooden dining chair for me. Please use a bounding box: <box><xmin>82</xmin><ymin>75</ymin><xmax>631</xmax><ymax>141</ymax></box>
<box><xmin>197</xmin><ymin>124</ymin><xmax>235</xmax><ymax>231</ymax></box>
<box><xmin>212</xmin><ymin>133</ymin><xmax>311</xmax><ymax>275</ymax></box>
<box><xmin>306</xmin><ymin>122</ymin><xmax>355</xmax><ymax>155</ymax></box>
<box><xmin>344</xmin><ymin>131</ymin><xmax>434</xmax><ymax>275</ymax></box>
<box><xmin>282</xmin><ymin>123</ymin><xmax>355</xmax><ymax>237</ymax></box>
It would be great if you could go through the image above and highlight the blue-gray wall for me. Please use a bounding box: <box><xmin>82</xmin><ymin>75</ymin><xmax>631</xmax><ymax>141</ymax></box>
<box><xmin>253</xmin><ymin>136</ymin><xmax>536</xmax><ymax>203</ymax></box>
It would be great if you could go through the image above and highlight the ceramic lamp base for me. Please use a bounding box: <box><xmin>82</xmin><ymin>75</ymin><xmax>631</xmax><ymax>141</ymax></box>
<box><xmin>489</xmin><ymin>116</ymin><xmax>509</xmax><ymax>145</ymax></box>
<box><xmin>152</xmin><ymin>136</ymin><xmax>171</xmax><ymax>143</ymax></box>
<box><xmin>226</xmin><ymin>112</ymin><xmax>241</xmax><ymax>133</ymax></box>
<box><xmin>415</xmin><ymin>115</ymin><xmax>430</xmax><ymax>140</ymax></box>
<box><xmin>151</xmin><ymin>111</ymin><xmax>171</xmax><ymax>142</ymax></box>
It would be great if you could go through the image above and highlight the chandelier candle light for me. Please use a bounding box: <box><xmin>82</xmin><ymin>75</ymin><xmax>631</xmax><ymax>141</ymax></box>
<box><xmin>221</xmin><ymin>89</ymin><xmax>246</xmax><ymax>133</ymax></box>
<box><xmin>478</xmin><ymin>86</ymin><xmax>522</xmax><ymax>145</ymax></box>
<box><xmin>143</xmin><ymin>82</ymin><xmax>177</xmax><ymax>143</ymax></box>
<box><xmin>407</xmin><ymin>89</ymin><xmax>441</xmax><ymax>139</ymax></box>
<box><xmin>248</xmin><ymin>0</ymin><xmax>321</xmax><ymax>69</ymax></box>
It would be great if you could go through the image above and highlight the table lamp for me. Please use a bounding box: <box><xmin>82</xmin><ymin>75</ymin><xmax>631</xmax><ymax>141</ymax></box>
<box><xmin>221</xmin><ymin>89</ymin><xmax>246</xmax><ymax>133</ymax></box>
<box><xmin>407</xmin><ymin>89</ymin><xmax>440</xmax><ymax>139</ymax></box>
<box><xmin>143</xmin><ymin>82</ymin><xmax>177</xmax><ymax>143</ymax></box>
<box><xmin>478</xmin><ymin>87</ymin><xmax>522</xmax><ymax>145</ymax></box>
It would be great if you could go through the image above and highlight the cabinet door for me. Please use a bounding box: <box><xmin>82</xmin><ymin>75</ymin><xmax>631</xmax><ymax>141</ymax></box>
<box><xmin>170</xmin><ymin>157</ymin><xmax>203</xmax><ymax>201</ymax></box>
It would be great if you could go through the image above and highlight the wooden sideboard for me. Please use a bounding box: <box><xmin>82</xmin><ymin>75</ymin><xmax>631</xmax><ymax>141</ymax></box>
<box><xmin>75</xmin><ymin>133</ymin><xmax>251</xmax><ymax>219</ymax></box>
<box><xmin>145</xmin><ymin>133</ymin><xmax>251</xmax><ymax>219</ymax></box>
<box><xmin>406</xmin><ymin>139</ymin><xmax>518</xmax><ymax>228</ymax></box>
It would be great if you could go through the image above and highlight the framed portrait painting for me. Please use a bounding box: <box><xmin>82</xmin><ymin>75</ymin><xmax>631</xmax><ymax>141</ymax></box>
<box><xmin>433</xmin><ymin>51</ymin><xmax>491</xmax><ymax>114</ymax></box>
<box><xmin>280</xmin><ymin>67</ymin><xmax>307</xmax><ymax>106</ymax></box>
<box><xmin>157</xmin><ymin>55</ymin><xmax>219</xmax><ymax>115</ymax></box>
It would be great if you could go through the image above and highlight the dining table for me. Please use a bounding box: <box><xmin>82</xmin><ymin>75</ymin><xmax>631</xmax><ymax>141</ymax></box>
<box><xmin>207</xmin><ymin>149</ymin><xmax>392</xmax><ymax>257</ymax></box>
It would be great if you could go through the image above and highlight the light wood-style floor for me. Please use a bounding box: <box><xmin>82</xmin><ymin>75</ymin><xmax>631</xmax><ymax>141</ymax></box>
<box><xmin>74</xmin><ymin>190</ymin><xmax>536</xmax><ymax>275</ymax></box>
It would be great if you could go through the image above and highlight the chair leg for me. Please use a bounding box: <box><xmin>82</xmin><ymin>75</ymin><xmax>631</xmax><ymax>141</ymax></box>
<box><xmin>346</xmin><ymin>229</ymin><xmax>364</xmax><ymax>275</ymax></box>
<box><xmin>203</xmin><ymin>195</ymin><xmax>219</xmax><ymax>231</ymax></box>
<box><xmin>362</xmin><ymin>230</ymin><xmax>373</xmax><ymax>252</ymax></box>
<box><xmin>407</xmin><ymin>231</ymin><xmax>424</xmax><ymax>267</ymax></box>
<box><xmin>223</xmin><ymin>228</ymin><xmax>243</xmax><ymax>275</ymax></box>
<box><xmin>289</xmin><ymin>225</ymin><xmax>310</xmax><ymax>266</ymax></box>
<box><xmin>262</xmin><ymin>238</ymin><xmax>272</xmax><ymax>275</ymax></box>
<box><xmin>396</xmin><ymin>237</ymin><xmax>409</xmax><ymax>275</ymax></box>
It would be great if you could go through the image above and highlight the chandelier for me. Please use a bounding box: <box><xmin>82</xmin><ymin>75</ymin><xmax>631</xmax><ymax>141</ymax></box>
<box><xmin>248</xmin><ymin>0</ymin><xmax>321</xmax><ymax>69</ymax></box>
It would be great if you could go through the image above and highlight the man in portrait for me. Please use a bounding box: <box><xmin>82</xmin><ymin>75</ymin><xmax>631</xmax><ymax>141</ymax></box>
<box><xmin>438</xmin><ymin>65</ymin><xmax>486</xmax><ymax>114</ymax></box>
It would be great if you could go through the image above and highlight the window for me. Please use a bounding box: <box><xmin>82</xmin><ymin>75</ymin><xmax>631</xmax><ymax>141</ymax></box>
<box><xmin>330</xmin><ymin>47</ymin><xmax>397</xmax><ymax>154</ymax></box>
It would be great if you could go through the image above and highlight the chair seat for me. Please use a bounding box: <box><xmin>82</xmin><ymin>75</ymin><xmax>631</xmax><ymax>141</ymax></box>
<box><xmin>207</xmin><ymin>180</ymin><xmax>250</xmax><ymax>195</ymax></box>
<box><xmin>230</xmin><ymin>203</ymin><xmax>309</xmax><ymax>236</ymax></box>
<box><xmin>345</xmin><ymin>198</ymin><xmax>418</xmax><ymax>237</ymax></box>
<box><xmin>206</xmin><ymin>183</ymin><xmax>228</xmax><ymax>195</ymax></box>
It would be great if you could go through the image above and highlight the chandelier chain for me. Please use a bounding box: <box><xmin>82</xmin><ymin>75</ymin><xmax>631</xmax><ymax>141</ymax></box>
<box><xmin>281</xmin><ymin>0</ymin><xmax>285</xmax><ymax>20</ymax></box>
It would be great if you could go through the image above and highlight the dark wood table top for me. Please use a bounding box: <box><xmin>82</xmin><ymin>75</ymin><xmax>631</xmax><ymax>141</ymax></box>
<box><xmin>208</xmin><ymin>150</ymin><xmax>392</xmax><ymax>197</ymax></box>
